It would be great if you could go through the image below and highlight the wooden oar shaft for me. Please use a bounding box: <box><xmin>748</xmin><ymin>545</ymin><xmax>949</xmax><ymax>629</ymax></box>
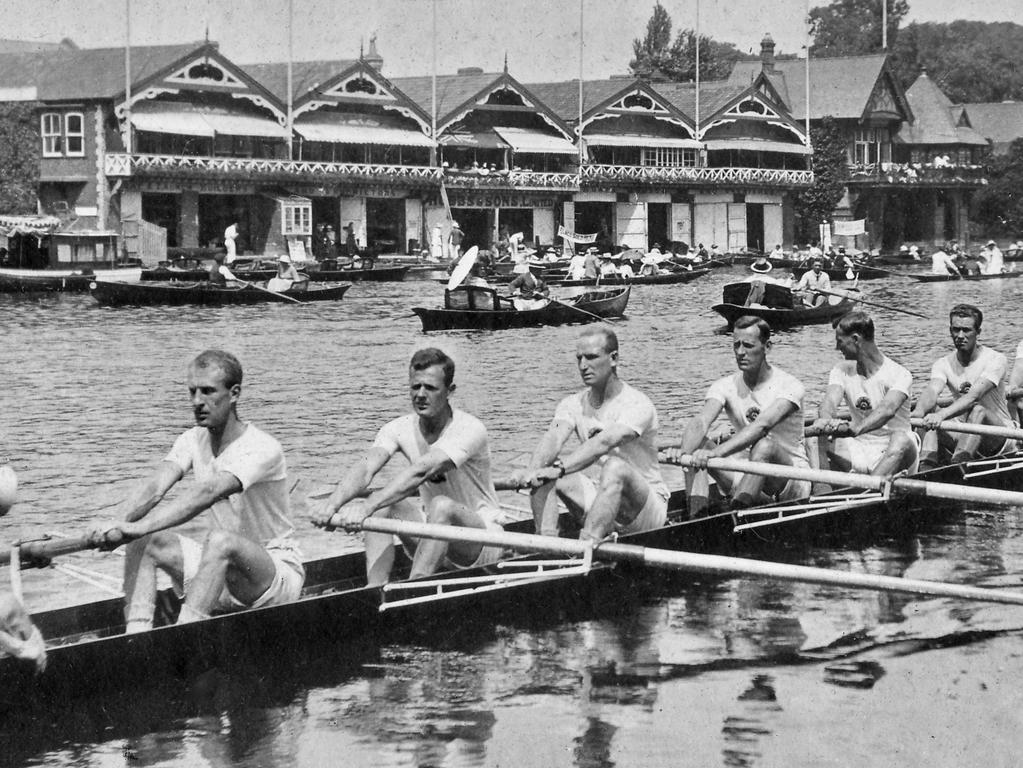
<box><xmin>0</xmin><ymin>535</ymin><xmax>95</xmax><ymax>567</ymax></box>
<box><xmin>242</xmin><ymin>280</ymin><xmax>303</xmax><ymax>304</ymax></box>
<box><xmin>811</xmin><ymin>287</ymin><xmax>929</xmax><ymax>318</ymax></box>
<box><xmin>662</xmin><ymin>454</ymin><xmax>1023</xmax><ymax>507</ymax></box>
<box><xmin>360</xmin><ymin>518</ymin><xmax>1023</xmax><ymax>606</ymax></box>
<box><xmin>909</xmin><ymin>418</ymin><xmax>1023</xmax><ymax>442</ymax></box>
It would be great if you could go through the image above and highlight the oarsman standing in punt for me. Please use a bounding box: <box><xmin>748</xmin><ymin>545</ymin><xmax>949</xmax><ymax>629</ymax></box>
<box><xmin>911</xmin><ymin>304</ymin><xmax>1015</xmax><ymax>469</ymax></box>
<box><xmin>89</xmin><ymin>350</ymin><xmax>304</xmax><ymax>632</ymax></box>
<box><xmin>813</xmin><ymin>312</ymin><xmax>919</xmax><ymax>476</ymax></box>
<box><xmin>513</xmin><ymin>326</ymin><xmax>669</xmax><ymax>542</ymax></box>
<box><xmin>666</xmin><ymin>315</ymin><xmax>811</xmax><ymax>514</ymax></box>
<box><xmin>314</xmin><ymin>348</ymin><xmax>506</xmax><ymax>586</ymax></box>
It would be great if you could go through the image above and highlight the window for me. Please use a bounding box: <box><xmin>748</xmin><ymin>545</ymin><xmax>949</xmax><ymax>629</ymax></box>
<box><xmin>64</xmin><ymin>112</ymin><xmax>84</xmax><ymax>156</ymax></box>
<box><xmin>41</xmin><ymin>113</ymin><xmax>62</xmax><ymax>156</ymax></box>
<box><xmin>282</xmin><ymin>201</ymin><xmax>311</xmax><ymax>236</ymax></box>
<box><xmin>852</xmin><ymin>128</ymin><xmax>891</xmax><ymax>166</ymax></box>
<box><xmin>640</xmin><ymin>147</ymin><xmax>697</xmax><ymax>167</ymax></box>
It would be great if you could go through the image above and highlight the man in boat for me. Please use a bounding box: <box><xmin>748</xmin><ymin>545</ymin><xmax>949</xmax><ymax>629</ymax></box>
<box><xmin>0</xmin><ymin>592</ymin><xmax>46</xmax><ymax>672</ymax></box>
<box><xmin>768</xmin><ymin>244</ymin><xmax>785</xmax><ymax>261</ymax></box>
<box><xmin>666</xmin><ymin>315</ymin><xmax>811</xmax><ymax>513</ymax></box>
<box><xmin>314</xmin><ymin>348</ymin><xmax>506</xmax><ymax>586</ymax></box>
<box><xmin>89</xmin><ymin>350</ymin><xmax>304</xmax><ymax>632</ymax></box>
<box><xmin>266</xmin><ymin>254</ymin><xmax>308</xmax><ymax>293</ymax></box>
<box><xmin>208</xmin><ymin>251</ymin><xmax>240</xmax><ymax>287</ymax></box>
<box><xmin>750</xmin><ymin>254</ymin><xmax>773</xmax><ymax>274</ymax></box>
<box><xmin>513</xmin><ymin>325</ymin><xmax>669</xmax><ymax>542</ymax></box>
<box><xmin>813</xmin><ymin>312</ymin><xmax>919</xmax><ymax>476</ymax></box>
<box><xmin>912</xmin><ymin>304</ymin><xmax>1015</xmax><ymax>468</ymax></box>
<box><xmin>507</xmin><ymin>262</ymin><xmax>549</xmax><ymax>310</ymax></box>
<box><xmin>930</xmin><ymin>244</ymin><xmax>961</xmax><ymax>276</ymax></box>
<box><xmin>793</xmin><ymin>260</ymin><xmax>831</xmax><ymax>307</ymax></box>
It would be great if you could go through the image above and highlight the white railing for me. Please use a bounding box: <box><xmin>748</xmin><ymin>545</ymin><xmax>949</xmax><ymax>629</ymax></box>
<box><xmin>443</xmin><ymin>169</ymin><xmax>579</xmax><ymax>190</ymax></box>
<box><xmin>104</xmin><ymin>153</ymin><xmax>443</xmax><ymax>182</ymax></box>
<box><xmin>581</xmin><ymin>164</ymin><xmax>814</xmax><ymax>187</ymax></box>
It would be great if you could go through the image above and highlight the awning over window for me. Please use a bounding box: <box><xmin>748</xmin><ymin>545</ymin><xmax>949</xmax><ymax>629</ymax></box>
<box><xmin>705</xmin><ymin>139</ymin><xmax>812</xmax><ymax>155</ymax></box>
<box><xmin>585</xmin><ymin>134</ymin><xmax>702</xmax><ymax>149</ymax></box>
<box><xmin>493</xmin><ymin>127</ymin><xmax>577</xmax><ymax>155</ymax></box>
<box><xmin>294</xmin><ymin>118</ymin><xmax>434</xmax><ymax>147</ymax></box>
<box><xmin>130</xmin><ymin>101</ymin><xmax>287</xmax><ymax>139</ymax></box>
<box><xmin>438</xmin><ymin>130</ymin><xmax>509</xmax><ymax>149</ymax></box>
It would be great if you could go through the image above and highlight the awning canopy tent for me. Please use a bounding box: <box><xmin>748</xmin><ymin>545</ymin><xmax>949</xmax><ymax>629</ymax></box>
<box><xmin>704</xmin><ymin>139</ymin><xmax>812</xmax><ymax>155</ymax></box>
<box><xmin>585</xmin><ymin>134</ymin><xmax>702</xmax><ymax>149</ymax></box>
<box><xmin>492</xmin><ymin>126</ymin><xmax>577</xmax><ymax>155</ymax></box>
<box><xmin>294</xmin><ymin>114</ymin><xmax>434</xmax><ymax>147</ymax></box>
<box><xmin>438</xmin><ymin>130</ymin><xmax>508</xmax><ymax>149</ymax></box>
<box><xmin>130</xmin><ymin>101</ymin><xmax>288</xmax><ymax>139</ymax></box>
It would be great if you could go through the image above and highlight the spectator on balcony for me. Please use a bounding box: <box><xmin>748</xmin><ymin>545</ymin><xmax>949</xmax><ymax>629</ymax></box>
<box><xmin>224</xmin><ymin>222</ymin><xmax>239</xmax><ymax>264</ymax></box>
<box><xmin>981</xmin><ymin>240</ymin><xmax>1004</xmax><ymax>275</ymax></box>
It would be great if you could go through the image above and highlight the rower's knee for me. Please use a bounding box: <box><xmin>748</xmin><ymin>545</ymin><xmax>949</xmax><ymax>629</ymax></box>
<box><xmin>143</xmin><ymin>531</ymin><xmax>180</xmax><ymax>565</ymax></box>
<box><xmin>0</xmin><ymin>592</ymin><xmax>21</xmax><ymax>625</ymax></box>
<box><xmin>598</xmin><ymin>456</ymin><xmax>629</xmax><ymax>492</ymax></box>
<box><xmin>199</xmin><ymin>529</ymin><xmax>238</xmax><ymax>563</ymax></box>
<box><xmin>425</xmin><ymin>496</ymin><xmax>459</xmax><ymax>525</ymax></box>
<box><xmin>967</xmin><ymin>404</ymin><xmax>987</xmax><ymax>423</ymax></box>
<box><xmin>748</xmin><ymin>438</ymin><xmax>776</xmax><ymax>462</ymax></box>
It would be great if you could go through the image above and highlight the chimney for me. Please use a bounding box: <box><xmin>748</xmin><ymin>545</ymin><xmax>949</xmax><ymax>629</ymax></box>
<box><xmin>365</xmin><ymin>33</ymin><xmax>383</xmax><ymax>71</ymax></box>
<box><xmin>760</xmin><ymin>33</ymin><xmax>776</xmax><ymax>73</ymax></box>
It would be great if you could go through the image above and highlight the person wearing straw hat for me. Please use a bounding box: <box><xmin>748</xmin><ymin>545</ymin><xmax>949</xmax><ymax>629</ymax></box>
<box><xmin>980</xmin><ymin>240</ymin><xmax>1004</xmax><ymax>275</ymax></box>
<box><xmin>793</xmin><ymin>260</ymin><xmax>831</xmax><ymax>306</ymax></box>
<box><xmin>448</xmin><ymin>222</ymin><xmax>464</xmax><ymax>261</ymax></box>
<box><xmin>266</xmin><ymin>254</ymin><xmax>307</xmax><ymax>293</ymax></box>
<box><xmin>507</xmin><ymin>262</ymin><xmax>549</xmax><ymax>310</ymax></box>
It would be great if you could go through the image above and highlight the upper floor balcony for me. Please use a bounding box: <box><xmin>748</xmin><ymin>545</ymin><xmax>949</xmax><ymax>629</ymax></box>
<box><xmin>104</xmin><ymin>152</ymin><xmax>443</xmax><ymax>187</ymax></box>
<box><xmin>846</xmin><ymin>162</ymin><xmax>987</xmax><ymax>188</ymax></box>
<box><xmin>442</xmin><ymin>168</ymin><xmax>579</xmax><ymax>192</ymax></box>
<box><xmin>580</xmin><ymin>164</ymin><xmax>814</xmax><ymax>189</ymax></box>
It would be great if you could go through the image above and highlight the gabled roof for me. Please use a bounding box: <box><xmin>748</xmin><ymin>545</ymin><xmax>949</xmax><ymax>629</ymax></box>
<box><xmin>957</xmin><ymin>102</ymin><xmax>1023</xmax><ymax>154</ymax></box>
<box><xmin>729</xmin><ymin>54</ymin><xmax>910</xmax><ymax>122</ymax></box>
<box><xmin>656</xmin><ymin>81</ymin><xmax>750</xmax><ymax>121</ymax></box>
<box><xmin>524</xmin><ymin>79</ymin><xmax>639</xmax><ymax>123</ymax></box>
<box><xmin>0</xmin><ymin>42</ymin><xmax>203</xmax><ymax>101</ymax></box>
<box><xmin>896</xmin><ymin>72</ymin><xmax>988</xmax><ymax>147</ymax></box>
<box><xmin>242</xmin><ymin>59</ymin><xmax>357</xmax><ymax>103</ymax></box>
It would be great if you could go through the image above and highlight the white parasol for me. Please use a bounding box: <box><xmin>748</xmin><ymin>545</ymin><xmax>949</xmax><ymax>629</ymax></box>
<box><xmin>446</xmin><ymin>245</ymin><xmax>480</xmax><ymax>290</ymax></box>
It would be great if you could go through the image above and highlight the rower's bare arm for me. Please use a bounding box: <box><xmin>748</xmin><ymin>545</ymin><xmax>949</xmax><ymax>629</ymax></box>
<box><xmin>320</xmin><ymin>447</ymin><xmax>391</xmax><ymax>519</ymax></box>
<box><xmin>561</xmin><ymin>421</ymin><xmax>639</xmax><ymax>474</ymax></box>
<box><xmin>715</xmin><ymin>399</ymin><xmax>797</xmax><ymax>458</ymax></box>
<box><xmin>363</xmin><ymin>447</ymin><xmax>457</xmax><ymax>514</ymax></box>
<box><xmin>510</xmin><ymin>419</ymin><xmax>573</xmax><ymax>486</ymax></box>
<box><xmin>849</xmin><ymin>391</ymin><xmax>908</xmax><ymax>437</ymax></box>
<box><xmin>936</xmin><ymin>378</ymin><xmax>994</xmax><ymax>422</ymax></box>
<box><xmin>666</xmin><ymin>400</ymin><xmax>723</xmax><ymax>462</ymax></box>
<box><xmin>912</xmin><ymin>379</ymin><xmax>944</xmax><ymax>420</ymax></box>
<box><xmin>117</xmin><ymin>461</ymin><xmax>184</xmax><ymax>523</ymax></box>
<box><xmin>813</xmin><ymin>384</ymin><xmax>848</xmax><ymax>434</ymax></box>
<box><xmin>1007</xmin><ymin>358</ymin><xmax>1023</xmax><ymax>400</ymax></box>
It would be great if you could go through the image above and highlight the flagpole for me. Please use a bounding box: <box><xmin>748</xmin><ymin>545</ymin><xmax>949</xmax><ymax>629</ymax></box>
<box><xmin>286</xmin><ymin>0</ymin><xmax>294</xmax><ymax>160</ymax></box>
<box><xmin>805</xmin><ymin>0</ymin><xmax>811</xmax><ymax>140</ymax></box>
<box><xmin>882</xmin><ymin>0</ymin><xmax>888</xmax><ymax>49</ymax></box>
<box><xmin>694</xmin><ymin>0</ymin><xmax>700</xmax><ymax>142</ymax></box>
<box><xmin>124</xmin><ymin>0</ymin><xmax>131</xmax><ymax>154</ymax></box>
<box><xmin>578</xmin><ymin>0</ymin><xmax>584</xmax><ymax>165</ymax></box>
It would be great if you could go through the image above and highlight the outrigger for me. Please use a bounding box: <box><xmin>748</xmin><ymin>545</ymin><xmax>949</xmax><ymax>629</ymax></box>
<box><xmin>4</xmin><ymin>445</ymin><xmax>1023</xmax><ymax>708</ymax></box>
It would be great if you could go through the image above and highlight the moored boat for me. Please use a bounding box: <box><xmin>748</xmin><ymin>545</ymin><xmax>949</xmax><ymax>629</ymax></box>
<box><xmin>548</xmin><ymin>267</ymin><xmax>710</xmax><ymax>287</ymax></box>
<box><xmin>89</xmin><ymin>280</ymin><xmax>351</xmax><ymax>306</ymax></box>
<box><xmin>712</xmin><ymin>280</ymin><xmax>856</xmax><ymax>328</ymax></box>
<box><xmin>910</xmin><ymin>271</ymin><xmax>1021</xmax><ymax>283</ymax></box>
<box><xmin>412</xmin><ymin>285</ymin><xmax>630</xmax><ymax>331</ymax></box>
<box><xmin>791</xmin><ymin>264</ymin><xmax>889</xmax><ymax>281</ymax></box>
<box><xmin>0</xmin><ymin>266</ymin><xmax>143</xmax><ymax>294</ymax></box>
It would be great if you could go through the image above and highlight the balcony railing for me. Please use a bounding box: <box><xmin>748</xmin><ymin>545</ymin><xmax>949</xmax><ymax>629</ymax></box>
<box><xmin>442</xmin><ymin>169</ymin><xmax>579</xmax><ymax>191</ymax></box>
<box><xmin>104</xmin><ymin>153</ymin><xmax>443</xmax><ymax>185</ymax></box>
<box><xmin>846</xmin><ymin>162</ymin><xmax>987</xmax><ymax>187</ymax></box>
<box><xmin>581</xmin><ymin>164</ymin><xmax>814</xmax><ymax>188</ymax></box>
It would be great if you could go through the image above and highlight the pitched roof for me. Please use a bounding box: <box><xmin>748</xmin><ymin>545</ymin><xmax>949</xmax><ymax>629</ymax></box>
<box><xmin>523</xmin><ymin>79</ymin><xmax>636</xmax><ymax>122</ymax></box>
<box><xmin>389</xmin><ymin>72</ymin><xmax>502</xmax><ymax>122</ymax></box>
<box><xmin>655</xmin><ymin>80</ymin><xmax>746</xmax><ymax>120</ymax></box>
<box><xmin>0</xmin><ymin>42</ymin><xmax>203</xmax><ymax>101</ymax></box>
<box><xmin>729</xmin><ymin>54</ymin><xmax>893</xmax><ymax>120</ymax></box>
<box><xmin>896</xmin><ymin>72</ymin><xmax>988</xmax><ymax>146</ymax></box>
<box><xmin>241</xmin><ymin>59</ymin><xmax>357</xmax><ymax>103</ymax></box>
<box><xmin>959</xmin><ymin>101</ymin><xmax>1023</xmax><ymax>154</ymax></box>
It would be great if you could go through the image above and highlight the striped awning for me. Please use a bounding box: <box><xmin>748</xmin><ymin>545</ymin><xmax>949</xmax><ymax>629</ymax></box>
<box><xmin>585</xmin><ymin>134</ymin><xmax>702</xmax><ymax>149</ymax></box>
<box><xmin>294</xmin><ymin>119</ymin><xmax>434</xmax><ymax>147</ymax></box>
<box><xmin>438</xmin><ymin>130</ymin><xmax>508</xmax><ymax>149</ymax></box>
<box><xmin>493</xmin><ymin>127</ymin><xmax>577</xmax><ymax>155</ymax></box>
<box><xmin>130</xmin><ymin>101</ymin><xmax>287</xmax><ymax>138</ymax></box>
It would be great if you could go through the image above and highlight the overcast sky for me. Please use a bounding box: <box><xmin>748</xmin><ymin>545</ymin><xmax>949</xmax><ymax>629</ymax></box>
<box><xmin>5</xmin><ymin>0</ymin><xmax>1018</xmax><ymax>82</ymax></box>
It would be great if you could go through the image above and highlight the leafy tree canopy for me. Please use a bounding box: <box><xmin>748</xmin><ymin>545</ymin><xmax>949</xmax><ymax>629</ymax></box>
<box><xmin>795</xmin><ymin>117</ymin><xmax>849</xmax><ymax>243</ymax></box>
<box><xmin>630</xmin><ymin>2</ymin><xmax>742</xmax><ymax>82</ymax></box>
<box><xmin>0</xmin><ymin>102</ymin><xmax>40</xmax><ymax>214</ymax></box>
<box><xmin>974</xmin><ymin>138</ymin><xmax>1023</xmax><ymax>235</ymax></box>
<box><xmin>809</xmin><ymin>0</ymin><xmax>909</xmax><ymax>57</ymax></box>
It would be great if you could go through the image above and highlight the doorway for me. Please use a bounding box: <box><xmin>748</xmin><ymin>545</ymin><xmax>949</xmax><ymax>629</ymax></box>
<box><xmin>450</xmin><ymin>208</ymin><xmax>494</xmax><ymax>251</ymax></box>
<box><xmin>366</xmin><ymin>198</ymin><xmax>405</xmax><ymax>255</ymax></box>
<box><xmin>746</xmin><ymin>203</ymin><xmax>765</xmax><ymax>252</ymax></box>
<box><xmin>647</xmin><ymin>203</ymin><xmax>669</xmax><ymax>249</ymax></box>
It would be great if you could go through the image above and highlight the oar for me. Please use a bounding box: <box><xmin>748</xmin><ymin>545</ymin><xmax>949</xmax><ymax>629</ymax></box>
<box><xmin>659</xmin><ymin>453</ymin><xmax>1023</xmax><ymax>507</ymax></box>
<box><xmin>909</xmin><ymin>418</ymin><xmax>1023</xmax><ymax>442</ymax></box>
<box><xmin>238</xmin><ymin>280</ymin><xmax>304</xmax><ymax>305</ymax></box>
<box><xmin>356</xmin><ymin>517</ymin><xmax>1023</xmax><ymax>607</ymax></box>
<box><xmin>0</xmin><ymin>535</ymin><xmax>96</xmax><ymax>568</ymax></box>
<box><xmin>508</xmin><ymin>291</ymin><xmax>615</xmax><ymax>323</ymax></box>
<box><xmin>809</xmin><ymin>287</ymin><xmax>929</xmax><ymax>318</ymax></box>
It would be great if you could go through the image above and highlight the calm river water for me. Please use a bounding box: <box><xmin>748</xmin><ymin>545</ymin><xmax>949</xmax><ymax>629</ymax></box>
<box><xmin>3</xmin><ymin>268</ymin><xmax>1023</xmax><ymax>767</ymax></box>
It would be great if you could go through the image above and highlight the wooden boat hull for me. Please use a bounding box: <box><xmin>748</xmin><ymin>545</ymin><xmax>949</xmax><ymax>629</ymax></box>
<box><xmin>140</xmin><ymin>267</ymin><xmax>276</xmax><ymax>282</ymax></box>
<box><xmin>791</xmin><ymin>265</ymin><xmax>889</xmax><ymax>281</ymax></box>
<box><xmin>89</xmin><ymin>281</ymin><xmax>351</xmax><ymax>306</ymax></box>
<box><xmin>548</xmin><ymin>268</ymin><xmax>710</xmax><ymax>287</ymax></box>
<box><xmin>0</xmin><ymin>267</ymin><xmax>143</xmax><ymax>293</ymax></box>
<box><xmin>911</xmin><ymin>272</ymin><xmax>1021</xmax><ymax>283</ymax></box>
<box><xmin>713</xmin><ymin>296</ymin><xmax>855</xmax><ymax>327</ymax></box>
<box><xmin>308</xmin><ymin>265</ymin><xmax>409</xmax><ymax>282</ymax></box>
<box><xmin>413</xmin><ymin>287</ymin><xmax>630</xmax><ymax>331</ymax></box>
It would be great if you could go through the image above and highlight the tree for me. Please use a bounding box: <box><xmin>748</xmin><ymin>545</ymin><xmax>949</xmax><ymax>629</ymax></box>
<box><xmin>974</xmin><ymin>138</ymin><xmax>1023</xmax><ymax>236</ymax></box>
<box><xmin>890</xmin><ymin>21</ymin><xmax>1023</xmax><ymax>103</ymax></box>
<box><xmin>630</xmin><ymin>3</ymin><xmax>742</xmax><ymax>82</ymax></box>
<box><xmin>795</xmin><ymin>117</ymin><xmax>848</xmax><ymax>243</ymax></box>
<box><xmin>0</xmin><ymin>102</ymin><xmax>39</xmax><ymax>214</ymax></box>
<box><xmin>809</xmin><ymin>0</ymin><xmax>909</xmax><ymax>57</ymax></box>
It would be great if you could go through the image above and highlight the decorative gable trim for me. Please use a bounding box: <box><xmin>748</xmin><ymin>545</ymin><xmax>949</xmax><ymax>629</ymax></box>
<box><xmin>860</xmin><ymin>61</ymin><xmax>913</xmax><ymax>124</ymax></box>
<box><xmin>579</xmin><ymin>80</ymin><xmax>695</xmax><ymax>138</ymax></box>
<box><xmin>700</xmin><ymin>84</ymin><xmax>807</xmax><ymax>145</ymax></box>
<box><xmin>438</xmin><ymin>73</ymin><xmax>574</xmax><ymax>140</ymax></box>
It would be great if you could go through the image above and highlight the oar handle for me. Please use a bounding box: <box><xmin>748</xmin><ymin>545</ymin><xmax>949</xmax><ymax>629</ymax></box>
<box><xmin>0</xmin><ymin>535</ymin><xmax>97</xmax><ymax>568</ymax></box>
<box><xmin>909</xmin><ymin>417</ymin><xmax>1023</xmax><ymax>442</ymax></box>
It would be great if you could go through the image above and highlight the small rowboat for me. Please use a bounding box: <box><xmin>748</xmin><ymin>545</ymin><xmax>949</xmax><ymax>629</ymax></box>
<box><xmin>712</xmin><ymin>280</ymin><xmax>856</xmax><ymax>328</ymax></box>
<box><xmin>413</xmin><ymin>285</ymin><xmax>630</xmax><ymax>331</ymax></box>
<box><xmin>547</xmin><ymin>268</ymin><xmax>710</xmax><ymax>287</ymax></box>
<box><xmin>89</xmin><ymin>280</ymin><xmax>351</xmax><ymax>307</ymax></box>
<box><xmin>0</xmin><ymin>267</ymin><xmax>143</xmax><ymax>293</ymax></box>
<box><xmin>910</xmin><ymin>271</ymin><xmax>1021</xmax><ymax>283</ymax></box>
<box><xmin>307</xmin><ymin>265</ymin><xmax>409</xmax><ymax>282</ymax></box>
<box><xmin>4</xmin><ymin>451</ymin><xmax>1021</xmax><ymax>708</ymax></box>
<box><xmin>791</xmin><ymin>265</ymin><xmax>889</xmax><ymax>281</ymax></box>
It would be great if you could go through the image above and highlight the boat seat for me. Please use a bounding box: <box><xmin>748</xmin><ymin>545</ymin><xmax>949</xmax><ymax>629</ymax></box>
<box><xmin>444</xmin><ymin>286</ymin><xmax>500</xmax><ymax>311</ymax></box>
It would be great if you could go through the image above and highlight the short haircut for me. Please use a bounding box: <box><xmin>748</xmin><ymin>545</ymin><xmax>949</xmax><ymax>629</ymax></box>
<box><xmin>949</xmin><ymin>303</ymin><xmax>982</xmax><ymax>330</ymax></box>
<box><xmin>191</xmin><ymin>350</ymin><xmax>243</xmax><ymax>388</ymax></box>
<box><xmin>836</xmin><ymin>311</ymin><xmax>875</xmax><ymax>341</ymax></box>
<box><xmin>733</xmin><ymin>315</ymin><xmax>771</xmax><ymax>343</ymax></box>
<box><xmin>410</xmin><ymin>347</ymin><xmax>455</xmax><ymax>387</ymax></box>
<box><xmin>580</xmin><ymin>324</ymin><xmax>619</xmax><ymax>354</ymax></box>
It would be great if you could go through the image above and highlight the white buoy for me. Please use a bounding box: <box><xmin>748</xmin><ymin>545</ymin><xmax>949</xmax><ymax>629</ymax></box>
<box><xmin>0</xmin><ymin>459</ymin><xmax>17</xmax><ymax>515</ymax></box>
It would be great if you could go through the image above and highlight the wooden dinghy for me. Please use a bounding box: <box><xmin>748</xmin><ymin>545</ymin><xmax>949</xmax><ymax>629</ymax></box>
<box><xmin>89</xmin><ymin>280</ymin><xmax>351</xmax><ymax>307</ymax></box>
<box><xmin>712</xmin><ymin>280</ymin><xmax>856</xmax><ymax>328</ymax></box>
<box><xmin>910</xmin><ymin>271</ymin><xmax>1022</xmax><ymax>283</ymax></box>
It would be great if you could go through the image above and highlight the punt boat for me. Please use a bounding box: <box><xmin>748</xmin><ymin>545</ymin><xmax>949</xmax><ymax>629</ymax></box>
<box><xmin>712</xmin><ymin>280</ymin><xmax>856</xmax><ymax>328</ymax></box>
<box><xmin>89</xmin><ymin>280</ymin><xmax>351</xmax><ymax>307</ymax></box>
<box><xmin>412</xmin><ymin>285</ymin><xmax>630</xmax><ymax>331</ymax></box>
<box><xmin>0</xmin><ymin>267</ymin><xmax>143</xmax><ymax>294</ymax></box>
<box><xmin>3</xmin><ymin>451</ymin><xmax>1022</xmax><ymax>709</ymax></box>
<box><xmin>546</xmin><ymin>268</ymin><xmax>710</xmax><ymax>287</ymax></box>
<box><xmin>910</xmin><ymin>271</ymin><xmax>1022</xmax><ymax>283</ymax></box>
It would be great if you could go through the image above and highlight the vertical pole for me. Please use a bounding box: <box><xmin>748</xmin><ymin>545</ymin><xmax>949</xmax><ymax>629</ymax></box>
<box><xmin>882</xmin><ymin>0</ymin><xmax>888</xmax><ymax>50</ymax></box>
<box><xmin>805</xmin><ymin>0</ymin><xmax>811</xmax><ymax>141</ymax></box>
<box><xmin>287</xmin><ymin>0</ymin><xmax>294</xmax><ymax>160</ymax></box>
<box><xmin>578</xmin><ymin>0</ymin><xmax>584</xmax><ymax>166</ymax></box>
<box><xmin>124</xmin><ymin>0</ymin><xmax>132</xmax><ymax>154</ymax></box>
<box><xmin>432</xmin><ymin>0</ymin><xmax>438</xmax><ymax>165</ymax></box>
<box><xmin>694</xmin><ymin>0</ymin><xmax>700</xmax><ymax>145</ymax></box>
